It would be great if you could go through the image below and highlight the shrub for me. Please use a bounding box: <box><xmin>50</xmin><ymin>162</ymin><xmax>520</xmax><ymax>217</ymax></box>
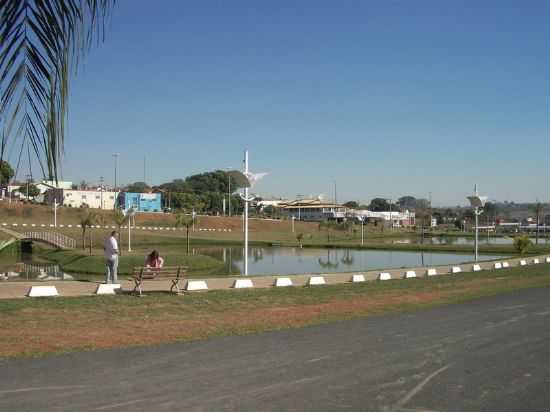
<box><xmin>514</xmin><ymin>235</ymin><xmax>532</xmax><ymax>255</ymax></box>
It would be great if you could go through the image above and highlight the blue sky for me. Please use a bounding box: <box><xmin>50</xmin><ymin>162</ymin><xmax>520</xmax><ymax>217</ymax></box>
<box><xmin>32</xmin><ymin>1</ymin><xmax>550</xmax><ymax>205</ymax></box>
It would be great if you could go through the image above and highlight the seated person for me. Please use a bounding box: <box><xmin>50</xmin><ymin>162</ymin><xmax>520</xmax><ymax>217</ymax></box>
<box><xmin>145</xmin><ymin>250</ymin><xmax>164</xmax><ymax>268</ymax></box>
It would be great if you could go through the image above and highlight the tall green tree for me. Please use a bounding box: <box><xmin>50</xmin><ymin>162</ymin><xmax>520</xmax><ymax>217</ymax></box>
<box><xmin>79</xmin><ymin>210</ymin><xmax>96</xmax><ymax>253</ymax></box>
<box><xmin>0</xmin><ymin>1</ymin><xmax>116</xmax><ymax>181</ymax></box>
<box><xmin>369</xmin><ymin>198</ymin><xmax>390</xmax><ymax>212</ymax></box>
<box><xmin>175</xmin><ymin>212</ymin><xmax>197</xmax><ymax>254</ymax></box>
<box><xmin>0</xmin><ymin>160</ymin><xmax>14</xmax><ymax>185</ymax></box>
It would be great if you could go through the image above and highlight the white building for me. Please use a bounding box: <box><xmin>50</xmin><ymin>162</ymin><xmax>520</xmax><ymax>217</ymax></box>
<box><xmin>351</xmin><ymin>210</ymin><xmax>415</xmax><ymax>227</ymax></box>
<box><xmin>47</xmin><ymin>188</ymin><xmax>119</xmax><ymax>209</ymax></box>
<box><xmin>278</xmin><ymin>198</ymin><xmax>347</xmax><ymax>221</ymax></box>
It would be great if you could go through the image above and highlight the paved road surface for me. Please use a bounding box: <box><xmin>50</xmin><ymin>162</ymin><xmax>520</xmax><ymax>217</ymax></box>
<box><xmin>1</xmin><ymin>287</ymin><xmax>550</xmax><ymax>411</ymax></box>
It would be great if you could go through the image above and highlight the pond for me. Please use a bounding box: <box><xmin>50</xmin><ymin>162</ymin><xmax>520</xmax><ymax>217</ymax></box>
<box><xmin>192</xmin><ymin>246</ymin><xmax>504</xmax><ymax>276</ymax></box>
<box><xmin>384</xmin><ymin>235</ymin><xmax>549</xmax><ymax>246</ymax></box>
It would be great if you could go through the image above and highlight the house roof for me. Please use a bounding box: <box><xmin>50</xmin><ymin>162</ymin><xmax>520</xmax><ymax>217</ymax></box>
<box><xmin>278</xmin><ymin>198</ymin><xmax>345</xmax><ymax>209</ymax></box>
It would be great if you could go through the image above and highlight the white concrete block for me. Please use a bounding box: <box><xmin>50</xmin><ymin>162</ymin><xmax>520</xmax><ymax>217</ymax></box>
<box><xmin>494</xmin><ymin>262</ymin><xmax>502</xmax><ymax>269</ymax></box>
<box><xmin>502</xmin><ymin>262</ymin><xmax>510</xmax><ymax>268</ymax></box>
<box><xmin>22</xmin><ymin>223</ymin><xmax>27</xmax><ymax>226</ymax></box>
<box><xmin>533</xmin><ymin>258</ymin><xmax>540</xmax><ymax>264</ymax></box>
<box><xmin>67</xmin><ymin>224</ymin><xmax>72</xmax><ymax>228</ymax></box>
<box><xmin>378</xmin><ymin>272</ymin><xmax>391</xmax><ymax>281</ymax></box>
<box><xmin>27</xmin><ymin>286</ymin><xmax>58</xmax><ymax>297</ymax></box>
<box><xmin>31</xmin><ymin>223</ymin><xmax>36</xmax><ymax>227</ymax></box>
<box><xmin>274</xmin><ymin>277</ymin><xmax>293</xmax><ymax>287</ymax></box>
<box><xmin>307</xmin><ymin>276</ymin><xmax>326</xmax><ymax>286</ymax></box>
<box><xmin>473</xmin><ymin>264</ymin><xmax>482</xmax><ymax>272</ymax></box>
<box><xmin>351</xmin><ymin>274</ymin><xmax>366</xmax><ymax>283</ymax></box>
<box><xmin>520</xmin><ymin>259</ymin><xmax>527</xmax><ymax>266</ymax></box>
<box><xmin>95</xmin><ymin>283</ymin><xmax>121</xmax><ymax>295</ymax></box>
<box><xmin>185</xmin><ymin>280</ymin><xmax>208</xmax><ymax>291</ymax></box>
<box><xmin>451</xmin><ymin>266</ymin><xmax>462</xmax><ymax>274</ymax></box>
<box><xmin>233</xmin><ymin>279</ymin><xmax>254</xmax><ymax>289</ymax></box>
<box><xmin>404</xmin><ymin>270</ymin><xmax>417</xmax><ymax>279</ymax></box>
<box><xmin>426</xmin><ymin>268</ymin><xmax>438</xmax><ymax>276</ymax></box>
<box><xmin>41</xmin><ymin>224</ymin><xmax>45</xmax><ymax>227</ymax></box>
<box><xmin>546</xmin><ymin>257</ymin><xmax>550</xmax><ymax>263</ymax></box>
<box><xmin>12</xmin><ymin>223</ymin><xmax>17</xmax><ymax>226</ymax></box>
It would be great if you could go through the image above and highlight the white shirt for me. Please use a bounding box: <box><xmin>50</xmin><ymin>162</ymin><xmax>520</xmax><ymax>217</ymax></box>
<box><xmin>104</xmin><ymin>236</ymin><xmax>119</xmax><ymax>260</ymax></box>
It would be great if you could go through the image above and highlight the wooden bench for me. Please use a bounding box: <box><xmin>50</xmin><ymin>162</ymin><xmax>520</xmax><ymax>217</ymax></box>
<box><xmin>130</xmin><ymin>266</ymin><xmax>188</xmax><ymax>296</ymax></box>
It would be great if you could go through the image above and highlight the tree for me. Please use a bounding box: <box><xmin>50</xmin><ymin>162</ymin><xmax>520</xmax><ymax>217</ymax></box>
<box><xmin>0</xmin><ymin>1</ymin><xmax>116</xmax><ymax>181</ymax></box>
<box><xmin>369</xmin><ymin>198</ymin><xmax>390</xmax><ymax>212</ymax></box>
<box><xmin>343</xmin><ymin>201</ymin><xmax>359</xmax><ymax>209</ymax></box>
<box><xmin>397</xmin><ymin>196</ymin><xmax>416</xmax><ymax>210</ymax></box>
<box><xmin>514</xmin><ymin>235</ymin><xmax>532</xmax><ymax>255</ymax></box>
<box><xmin>25</xmin><ymin>184</ymin><xmax>40</xmax><ymax>199</ymax></box>
<box><xmin>126</xmin><ymin>182</ymin><xmax>151</xmax><ymax>193</ymax></box>
<box><xmin>175</xmin><ymin>212</ymin><xmax>197</xmax><ymax>254</ymax></box>
<box><xmin>0</xmin><ymin>160</ymin><xmax>14</xmax><ymax>185</ymax></box>
<box><xmin>79</xmin><ymin>210</ymin><xmax>96</xmax><ymax>253</ymax></box>
<box><xmin>112</xmin><ymin>208</ymin><xmax>128</xmax><ymax>256</ymax></box>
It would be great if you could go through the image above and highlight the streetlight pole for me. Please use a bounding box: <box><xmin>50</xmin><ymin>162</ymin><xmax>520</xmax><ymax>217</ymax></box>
<box><xmin>244</xmin><ymin>150</ymin><xmax>249</xmax><ymax>276</ymax></box>
<box><xmin>467</xmin><ymin>185</ymin><xmax>487</xmax><ymax>263</ymax></box>
<box><xmin>100</xmin><ymin>176</ymin><xmax>104</xmax><ymax>209</ymax></box>
<box><xmin>113</xmin><ymin>154</ymin><xmax>118</xmax><ymax>190</ymax></box>
<box><xmin>361</xmin><ymin>217</ymin><xmax>364</xmax><ymax>245</ymax></box>
<box><xmin>53</xmin><ymin>198</ymin><xmax>58</xmax><ymax>227</ymax></box>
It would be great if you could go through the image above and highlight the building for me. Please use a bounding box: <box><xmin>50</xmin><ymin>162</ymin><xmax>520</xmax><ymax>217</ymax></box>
<box><xmin>46</xmin><ymin>188</ymin><xmax>119</xmax><ymax>209</ymax></box>
<box><xmin>351</xmin><ymin>210</ymin><xmax>416</xmax><ymax>228</ymax></box>
<box><xmin>118</xmin><ymin>192</ymin><xmax>162</xmax><ymax>212</ymax></box>
<box><xmin>278</xmin><ymin>198</ymin><xmax>347</xmax><ymax>221</ymax></box>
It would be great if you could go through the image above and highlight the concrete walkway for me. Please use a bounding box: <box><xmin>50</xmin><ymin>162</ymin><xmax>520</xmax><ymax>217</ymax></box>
<box><xmin>1</xmin><ymin>254</ymin><xmax>548</xmax><ymax>299</ymax></box>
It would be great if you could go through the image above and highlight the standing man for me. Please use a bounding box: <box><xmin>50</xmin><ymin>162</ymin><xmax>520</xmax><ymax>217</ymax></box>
<box><xmin>104</xmin><ymin>231</ymin><xmax>119</xmax><ymax>284</ymax></box>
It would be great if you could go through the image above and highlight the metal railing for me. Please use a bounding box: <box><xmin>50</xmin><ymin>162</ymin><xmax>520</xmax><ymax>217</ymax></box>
<box><xmin>21</xmin><ymin>231</ymin><xmax>76</xmax><ymax>249</ymax></box>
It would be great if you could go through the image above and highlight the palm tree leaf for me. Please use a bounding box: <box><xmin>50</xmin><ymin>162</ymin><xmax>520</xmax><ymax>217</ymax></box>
<box><xmin>0</xmin><ymin>0</ymin><xmax>116</xmax><ymax>180</ymax></box>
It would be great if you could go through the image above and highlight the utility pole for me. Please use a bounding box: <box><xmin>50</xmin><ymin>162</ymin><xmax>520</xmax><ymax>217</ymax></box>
<box><xmin>100</xmin><ymin>176</ymin><xmax>104</xmax><ymax>209</ymax></box>
<box><xmin>143</xmin><ymin>156</ymin><xmax>146</xmax><ymax>184</ymax></box>
<box><xmin>228</xmin><ymin>174</ymin><xmax>231</xmax><ymax>217</ymax></box>
<box><xmin>113</xmin><ymin>154</ymin><xmax>118</xmax><ymax>190</ymax></box>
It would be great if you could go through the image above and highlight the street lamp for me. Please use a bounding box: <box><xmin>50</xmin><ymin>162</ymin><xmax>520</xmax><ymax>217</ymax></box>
<box><xmin>124</xmin><ymin>207</ymin><xmax>136</xmax><ymax>252</ymax></box>
<box><xmin>467</xmin><ymin>184</ymin><xmax>488</xmax><ymax>262</ymax></box>
<box><xmin>113</xmin><ymin>154</ymin><xmax>119</xmax><ymax>190</ymax></box>
<box><xmin>226</xmin><ymin>150</ymin><xmax>267</xmax><ymax>276</ymax></box>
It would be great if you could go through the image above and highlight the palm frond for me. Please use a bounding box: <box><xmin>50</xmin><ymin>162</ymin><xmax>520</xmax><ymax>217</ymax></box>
<box><xmin>0</xmin><ymin>0</ymin><xmax>115</xmax><ymax>181</ymax></box>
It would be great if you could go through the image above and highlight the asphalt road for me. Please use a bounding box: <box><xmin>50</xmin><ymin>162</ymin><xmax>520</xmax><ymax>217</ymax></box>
<box><xmin>1</xmin><ymin>287</ymin><xmax>550</xmax><ymax>412</ymax></box>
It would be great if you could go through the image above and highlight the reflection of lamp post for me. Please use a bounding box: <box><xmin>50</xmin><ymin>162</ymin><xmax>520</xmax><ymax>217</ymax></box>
<box><xmin>467</xmin><ymin>185</ymin><xmax>488</xmax><ymax>262</ymax></box>
<box><xmin>361</xmin><ymin>217</ymin><xmax>365</xmax><ymax>245</ymax></box>
<box><xmin>292</xmin><ymin>216</ymin><xmax>295</xmax><ymax>233</ymax></box>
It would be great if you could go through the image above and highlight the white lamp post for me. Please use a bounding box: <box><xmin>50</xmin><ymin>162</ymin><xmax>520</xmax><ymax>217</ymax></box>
<box><xmin>467</xmin><ymin>184</ymin><xmax>488</xmax><ymax>262</ymax></box>
<box><xmin>53</xmin><ymin>198</ymin><xmax>58</xmax><ymax>228</ymax></box>
<box><xmin>361</xmin><ymin>217</ymin><xmax>365</xmax><ymax>245</ymax></box>
<box><xmin>226</xmin><ymin>150</ymin><xmax>267</xmax><ymax>276</ymax></box>
<box><xmin>124</xmin><ymin>208</ymin><xmax>136</xmax><ymax>252</ymax></box>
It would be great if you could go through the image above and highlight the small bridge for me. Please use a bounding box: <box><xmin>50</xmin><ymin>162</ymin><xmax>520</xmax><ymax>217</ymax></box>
<box><xmin>0</xmin><ymin>227</ymin><xmax>76</xmax><ymax>250</ymax></box>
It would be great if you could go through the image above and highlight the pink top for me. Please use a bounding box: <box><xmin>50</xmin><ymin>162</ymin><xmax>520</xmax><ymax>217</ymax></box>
<box><xmin>145</xmin><ymin>256</ymin><xmax>164</xmax><ymax>268</ymax></box>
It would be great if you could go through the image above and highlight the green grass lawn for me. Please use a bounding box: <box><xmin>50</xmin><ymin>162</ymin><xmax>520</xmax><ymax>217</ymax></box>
<box><xmin>37</xmin><ymin>248</ymin><xmax>227</xmax><ymax>278</ymax></box>
<box><xmin>1</xmin><ymin>263</ymin><xmax>550</xmax><ymax>357</ymax></box>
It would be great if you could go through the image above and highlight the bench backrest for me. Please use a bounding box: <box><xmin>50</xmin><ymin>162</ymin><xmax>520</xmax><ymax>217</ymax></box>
<box><xmin>133</xmin><ymin>266</ymin><xmax>188</xmax><ymax>280</ymax></box>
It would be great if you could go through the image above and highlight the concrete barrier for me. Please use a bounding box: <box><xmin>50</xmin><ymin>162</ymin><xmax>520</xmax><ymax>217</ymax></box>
<box><xmin>426</xmin><ymin>268</ymin><xmax>438</xmax><ymax>276</ymax></box>
<box><xmin>351</xmin><ymin>274</ymin><xmax>366</xmax><ymax>283</ymax></box>
<box><xmin>502</xmin><ymin>262</ymin><xmax>510</xmax><ymax>268</ymax></box>
<box><xmin>451</xmin><ymin>266</ymin><xmax>462</xmax><ymax>274</ymax></box>
<box><xmin>404</xmin><ymin>270</ymin><xmax>417</xmax><ymax>279</ymax></box>
<box><xmin>307</xmin><ymin>276</ymin><xmax>326</xmax><ymax>286</ymax></box>
<box><xmin>546</xmin><ymin>257</ymin><xmax>550</xmax><ymax>263</ymax></box>
<box><xmin>274</xmin><ymin>277</ymin><xmax>293</xmax><ymax>287</ymax></box>
<box><xmin>533</xmin><ymin>258</ymin><xmax>540</xmax><ymax>264</ymax></box>
<box><xmin>233</xmin><ymin>279</ymin><xmax>254</xmax><ymax>289</ymax></box>
<box><xmin>95</xmin><ymin>284</ymin><xmax>121</xmax><ymax>295</ymax></box>
<box><xmin>520</xmin><ymin>259</ymin><xmax>527</xmax><ymax>266</ymax></box>
<box><xmin>27</xmin><ymin>286</ymin><xmax>58</xmax><ymax>297</ymax></box>
<box><xmin>472</xmin><ymin>264</ymin><xmax>482</xmax><ymax>272</ymax></box>
<box><xmin>494</xmin><ymin>262</ymin><xmax>502</xmax><ymax>269</ymax></box>
<box><xmin>378</xmin><ymin>272</ymin><xmax>391</xmax><ymax>281</ymax></box>
<box><xmin>185</xmin><ymin>280</ymin><xmax>208</xmax><ymax>291</ymax></box>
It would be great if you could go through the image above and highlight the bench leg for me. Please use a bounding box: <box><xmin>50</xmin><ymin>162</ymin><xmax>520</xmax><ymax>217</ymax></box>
<box><xmin>132</xmin><ymin>278</ymin><xmax>143</xmax><ymax>296</ymax></box>
<box><xmin>170</xmin><ymin>278</ymin><xmax>182</xmax><ymax>295</ymax></box>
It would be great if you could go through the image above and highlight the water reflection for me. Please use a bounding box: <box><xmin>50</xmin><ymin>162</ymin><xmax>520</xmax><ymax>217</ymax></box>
<box><xmin>194</xmin><ymin>246</ymin><xmax>504</xmax><ymax>276</ymax></box>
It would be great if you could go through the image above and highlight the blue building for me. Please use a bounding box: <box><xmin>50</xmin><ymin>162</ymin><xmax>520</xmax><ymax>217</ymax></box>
<box><xmin>118</xmin><ymin>192</ymin><xmax>162</xmax><ymax>212</ymax></box>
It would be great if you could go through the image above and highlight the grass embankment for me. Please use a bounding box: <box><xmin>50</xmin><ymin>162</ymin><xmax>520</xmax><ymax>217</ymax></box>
<box><xmin>2</xmin><ymin>263</ymin><xmax>550</xmax><ymax>358</ymax></box>
<box><xmin>37</xmin><ymin>248</ymin><xmax>226</xmax><ymax>278</ymax></box>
